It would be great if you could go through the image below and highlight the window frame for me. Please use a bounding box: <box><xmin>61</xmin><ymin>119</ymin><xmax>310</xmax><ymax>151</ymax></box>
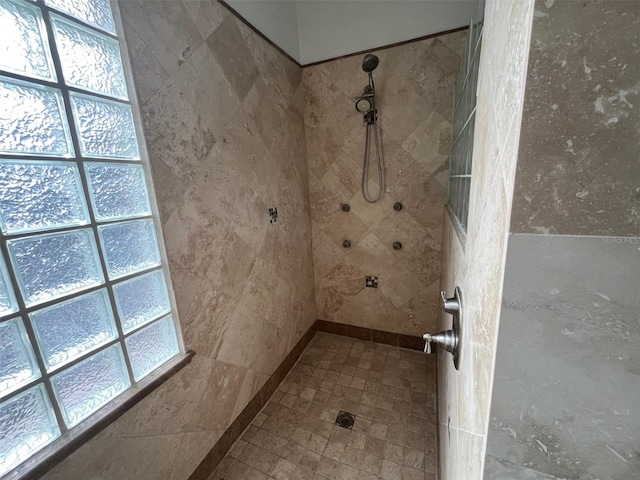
<box><xmin>447</xmin><ymin>13</ymin><xmax>484</xmax><ymax>244</ymax></box>
<box><xmin>0</xmin><ymin>1</ymin><xmax>192</xmax><ymax>478</ymax></box>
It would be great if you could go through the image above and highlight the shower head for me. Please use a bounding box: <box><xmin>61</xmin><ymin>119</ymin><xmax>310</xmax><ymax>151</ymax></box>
<box><xmin>362</xmin><ymin>54</ymin><xmax>379</xmax><ymax>73</ymax></box>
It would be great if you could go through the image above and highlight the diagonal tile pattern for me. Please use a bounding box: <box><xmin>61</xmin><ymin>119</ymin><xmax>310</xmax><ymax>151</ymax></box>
<box><xmin>209</xmin><ymin>333</ymin><xmax>437</xmax><ymax>480</ymax></box>
<box><xmin>304</xmin><ymin>33</ymin><xmax>465</xmax><ymax>337</ymax></box>
<box><xmin>42</xmin><ymin>1</ymin><xmax>465</xmax><ymax>478</ymax></box>
<box><xmin>42</xmin><ymin>2</ymin><xmax>315</xmax><ymax>478</ymax></box>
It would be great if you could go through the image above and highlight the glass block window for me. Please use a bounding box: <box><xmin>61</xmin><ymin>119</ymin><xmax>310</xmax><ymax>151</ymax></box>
<box><xmin>0</xmin><ymin>0</ymin><xmax>182</xmax><ymax>475</ymax></box>
<box><xmin>447</xmin><ymin>7</ymin><xmax>484</xmax><ymax>233</ymax></box>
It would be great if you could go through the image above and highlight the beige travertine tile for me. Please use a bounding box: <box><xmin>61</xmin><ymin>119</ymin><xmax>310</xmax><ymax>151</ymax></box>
<box><xmin>164</xmin><ymin>188</ymin><xmax>255</xmax><ymax>298</ymax></box>
<box><xmin>120</xmin><ymin>21</ymin><xmax>169</xmax><ymax>106</ymax></box>
<box><xmin>321</xmin><ymin>154</ymin><xmax>363</xmax><ymax>204</ymax></box>
<box><xmin>364</xmin><ymin>435</ymin><xmax>386</xmax><ymax>457</ymax></box>
<box><xmin>379</xmin><ymin>459</ymin><xmax>402</xmax><ymax>480</ymax></box>
<box><xmin>383</xmin><ymin>442</ymin><xmax>404</xmax><ymax>463</ymax></box>
<box><xmin>194</xmin><ymin>151</ymin><xmax>269</xmax><ymax>253</ymax></box>
<box><xmin>142</xmin><ymin>79</ymin><xmax>216</xmax><ymax>182</ymax></box>
<box><xmin>167</xmin><ymin>259</ymin><xmax>203</xmax><ymax>318</ymax></box>
<box><xmin>272</xmin><ymin>458</ymin><xmax>299</xmax><ymax>479</ymax></box>
<box><xmin>95</xmin><ymin>435</ymin><xmax>184</xmax><ymax>479</ymax></box>
<box><xmin>118</xmin><ymin>0</ymin><xmax>203</xmax><ymax>77</ymax></box>
<box><xmin>196</xmin><ymin>360</ymin><xmax>248</xmax><ymax>430</ymax></box>
<box><xmin>216</xmin><ymin>303</ymin><xmax>266</xmax><ymax>368</ymax></box>
<box><xmin>330</xmin><ymin>288</ymin><xmax>408</xmax><ymax>335</ymax></box>
<box><xmin>402</xmin><ymin>109</ymin><xmax>451</xmax><ymax>175</ymax></box>
<box><xmin>347</xmin><ymin>181</ymin><xmax>396</xmax><ymax>230</ymax></box>
<box><xmin>437</xmin><ymin>0</ymin><xmax>535</xmax><ymax>479</ymax></box>
<box><xmin>309</xmin><ymin>173</ymin><xmax>342</xmax><ymax>231</ymax></box>
<box><xmin>169</xmin><ymin>430</ymin><xmax>224</xmax><ymax>480</ymax></box>
<box><xmin>323</xmin><ymin>209</ymin><xmax>369</xmax><ymax>251</ymax></box>
<box><xmin>48</xmin><ymin>2</ymin><xmax>459</xmax><ymax>478</ymax></box>
<box><xmin>206</xmin><ymin>16</ymin><xmax>259</xmax><ymax>102</ymax></box>
<box><xmin>171</xmin><ymin>39</ymin><xmax>240</xmax><ymax>139</ymax></box>
<box><xmin>100</xmin><ymin>354</ymin><xmax>213</xmax><ymax>438</ymax></box>
<box><xmin>148</xmin><ymin>155</ymin><xmax>189</xmax><ymax>224</ymax></box>
<box><xmin>182</xmin><ymin>283</ymin><xmax>237</xmax><ymax>359</ymax></box>
<box><xmin>182</xmin><ymin>0</ymin><xmax>227</xmax><ymax>39</ymax></box>
<box><xmin>306</xmin><ymin>33</ymin><xmax>461</xmax><ymax>337</ymax></box>
<box><xmin>234</xmin><ymin>369</ymin><xmax>270</xmax><ymax>418</ymax></box>
<box><xmin>202</xmin><ymin>334</ymin><xmax>437</xmax><ymax>480</ymax></box>
<box><xmin>437</xmin><ymin>29</ymin><xmax>468</xmax><ymax>56</ymax></box>
<box><xmin>255</xmin><ymin>450</ymin><xmax>279</xmax><ymax>474</ymax></box>
<box><xmin>316</xmin><ymin>260</ymin><xmax>364</xmax><ymax>318</ymax></box>
<box><xmin>224</xmin><ymin>459</ymin><xmax>269</xmax><ymax>480</ymax></box>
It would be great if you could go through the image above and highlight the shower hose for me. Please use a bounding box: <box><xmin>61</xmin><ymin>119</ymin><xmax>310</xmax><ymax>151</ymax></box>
<box><xmin>362</xmin><ymin>118</ymin><xmax>385</xmax><ymax>203</ymax></box>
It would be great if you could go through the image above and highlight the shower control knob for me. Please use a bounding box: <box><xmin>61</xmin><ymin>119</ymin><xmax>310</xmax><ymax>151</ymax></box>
<box><xmin>393</xmin><ymin>202</ymin><xmax>403</xmax><ymax>211</ymax></box>
<box><xmin>343</xmin><ymin>240</ymin><xmax>351</xmax><ymax>248</ymax></box>
<box><xmin>393</xmin><ymin>242</ymin><xmax>402</xmax><ymax>251</ymax></box>
<box><xmin>341</xmin><ymin>203</ymin><xmax>350</xmax><ymax>212</ymax></box>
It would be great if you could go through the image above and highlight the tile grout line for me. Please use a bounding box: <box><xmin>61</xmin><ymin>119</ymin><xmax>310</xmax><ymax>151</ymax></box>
<box><xmin>189</xmin><ymin>320</ymin><xmax>431</xmax><ymax>479</ymax></box>
<box><xmin>211</xmin><ymin>330</ymin><xmax>437</xmax><ymax>479</ymax></box>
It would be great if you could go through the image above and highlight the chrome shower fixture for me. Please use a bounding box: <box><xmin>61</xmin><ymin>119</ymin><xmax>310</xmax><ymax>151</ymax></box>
<box><xmin>354</xmin><ymin>53</ymin><xmax>379</xmax><ymax>115</ymax></box>
<box><xmin>354</xmin><ymin>53</ymin><xmax>384</xmax><ymax>203</ymax></box>
<box><xmin>355</xmin><ymin>85</ymin><xmax>374</xmax><ymax>114</ymax></box>
<box><xmin>361</xmin><ymin>53</ymin><xmax>379</xmax><ymax>73</ymax></box>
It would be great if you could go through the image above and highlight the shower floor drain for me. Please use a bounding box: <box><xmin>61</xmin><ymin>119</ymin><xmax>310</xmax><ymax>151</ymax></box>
<box><xmin>335</xmin><ymin>411</ymin><xmax>355</xmax><ymax>429</ymax></box>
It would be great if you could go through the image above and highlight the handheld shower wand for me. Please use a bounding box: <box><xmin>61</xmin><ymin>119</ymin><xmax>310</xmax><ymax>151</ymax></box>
<box><xmin>355</xmin><ymin>54</ymin><xmax>384</xmax><ymax>203</ymax></box>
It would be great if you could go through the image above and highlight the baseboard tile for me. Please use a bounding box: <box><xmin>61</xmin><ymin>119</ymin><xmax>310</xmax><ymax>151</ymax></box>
<box><xmin>188</xmin><ymin>319</ymin><xmax>424</xmax><ymax>479</ymax></box>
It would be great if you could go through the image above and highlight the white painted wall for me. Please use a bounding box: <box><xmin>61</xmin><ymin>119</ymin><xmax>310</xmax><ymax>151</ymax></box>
<box><xmin>226</xmin><ymin>0</ymin><xmax>478</xmax><ymax>65</ymax></box>
<box><xmin>297</xmin><ymin>1</ymin><xmax>477</xmax><ymax>64</ymax></box>
<box><xmin>226</xmin><ymin>1</ymin><xmax>301</xmax><ymax>61</ymax></box>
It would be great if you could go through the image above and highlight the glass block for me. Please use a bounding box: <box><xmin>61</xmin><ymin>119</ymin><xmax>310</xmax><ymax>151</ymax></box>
<box><xmin>85</xmin><ymin>162</ymin><xmax>151</xmax><ymax>221</ymax></box>
<box><xmin>113</xmin><ymin>270</ymin><xmax>170</xmax><ymax>333</ymax></box>
<box><xmin>31</xmin><ymin>289</ymin><xmax>117</xmax><ymax>372</ymax></box>
<box><xmin>45</xmin><ymin>0</ymin><xmax>116</xmax><ymax>34</ymax></box>
<box><xmin>51</xmin><ymin>344</ymin><xmax>130</xmax><ymax>427</ymax></box>
<box><xmin>51</xmin><ymin>14</ymin><xmax>127</xmax><ymax>99</ymax></box>
<box><xmin>98</xmin><ymin>220</ymin><xmax>160</xmax><ymax>280</ymax></box>
<box><xmin>0</xmin><ymin>160</ymin><xmax>90</xmax><ymax>235</ymax></box>
<box><xmin>70</xmin><ymin>92</ymin><xmax>139</xmax><ymax>160</ymax></box>
<box><xmin>0</xmin><ymin>0</ymin><xmax>56</xmax><ymax>80</ymax></box>
<box><xmin>0</xmin><ymin>77</ymin><xmax>73</xmax><ymax>157</ymax></box>
<box><xmin>0</xmin><ymin>384</ymin><xmax>60</xmax><ymax>477</ymax></box>
<box><xmin>0</xmin><ymin>256</ymin><xmax>18</xmax><ymax>318</ymax></box>
<box><xmin>126</xmin><ymin>315</ymin><xmax>178</xmax><ymax>381</ymax></box>
<box><xmin>0</xmin><ymin>317</ymin><xmax>40</xmax><ymax>398</ymax></box>
<box><xmin>8</xmin><ymin>229</ymin><xmax>104</xmax><ymax>307</ymax></box>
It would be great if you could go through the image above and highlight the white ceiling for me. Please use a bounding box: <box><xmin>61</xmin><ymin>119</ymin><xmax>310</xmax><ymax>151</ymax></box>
<box><xmin>226</xmin><ymin>0</ymin><xmax>479</xmax><ymax>65</ymax></box>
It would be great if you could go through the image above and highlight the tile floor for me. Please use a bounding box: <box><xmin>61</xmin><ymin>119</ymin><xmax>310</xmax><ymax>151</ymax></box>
<box><xmin>209</xmin><ymin>332</ymin><xmax>437</xmax><ymax>480</ymax></box>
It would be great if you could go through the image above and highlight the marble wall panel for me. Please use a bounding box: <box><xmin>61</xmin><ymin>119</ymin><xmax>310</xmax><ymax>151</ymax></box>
<box><xmin>437</xmin><ymin>1</ymin><xmax>535</xmax><ymax>479</ymax></box>
<box><xmin>486</xmin><ymin>3</ymin><xmax>640</xmax><ymax>479</ymax></box>
<box><xmin>41</xmin><ymin>1</ymin><xmax>315</xmax><ymax>478</ymax></box>
<box><xmin>306</xmin><ymin>31</ymin><xmax>466</xmax><ymax>337</ymax></box>
<box><xmin>486</xmin><ymin>235</ymin><xmax>640</xmax><ymax>480</ymax></box>
<box><xmin>510</xmin><ymin>0</ymin><xmax>640</xmax><ymax>236</ymax></box>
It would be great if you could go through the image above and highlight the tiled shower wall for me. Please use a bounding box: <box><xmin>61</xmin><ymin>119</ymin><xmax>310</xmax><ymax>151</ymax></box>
<box><xmin>305</xmin><ymin>31</ymin><xmax>466</xmax><ymax>337</ymax></box>
<box><xmin>486</xmin><ymin>1</ymin><xmax>640</xmax><ymax>478</ymax></box>
<box><xmin>42</xmin><ymin>1</ymin><xmax>315</xmax><ymax>478</ymax></box>
<box><xmin>438</xmin><ymin>0</ymin><xmax>535</xmax><ymax>479</ymax></box>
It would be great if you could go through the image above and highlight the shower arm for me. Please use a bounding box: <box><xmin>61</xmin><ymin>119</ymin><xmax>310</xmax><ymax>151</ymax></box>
<box><xmin>368</xmin><ymin>72</ymin><xmax>375</xmax><ymax>94</ymax></box>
